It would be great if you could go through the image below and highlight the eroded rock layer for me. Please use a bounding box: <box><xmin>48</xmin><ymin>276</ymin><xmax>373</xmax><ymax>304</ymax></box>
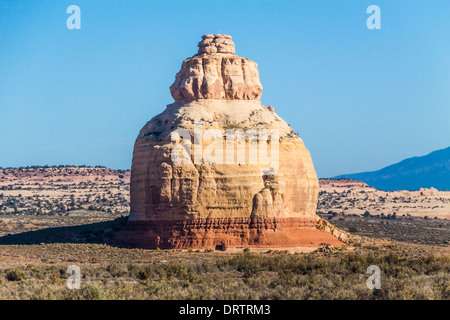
<box><xmin>117</xmin><ymin>217</ymin><xmax>345</xmax><ymax>249</ymax></box>
<box><xmin>117</xmin><ymin>34</ymin><xmax>343</xmax><ymax>249</ymax></box>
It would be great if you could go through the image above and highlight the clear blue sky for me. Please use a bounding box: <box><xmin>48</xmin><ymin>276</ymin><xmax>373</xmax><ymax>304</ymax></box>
<box><xmin>0</xmin><ymin>0</ymin><xmax>449</xmax><ymax>177</ymax></box>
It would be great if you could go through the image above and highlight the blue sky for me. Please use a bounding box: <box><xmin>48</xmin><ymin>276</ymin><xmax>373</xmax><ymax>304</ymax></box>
<box><xmin>0</xmin><ymin>0</ymin><xmax>449</xmax><ymax>177</ymax></box>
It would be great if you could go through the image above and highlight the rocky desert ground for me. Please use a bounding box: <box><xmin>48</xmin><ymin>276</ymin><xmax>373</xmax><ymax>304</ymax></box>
<box><xmin>1</xmin><ymin>167</ymin><xmax>448</xmax><ymax>246</ymax></box>
<box><xmin>0</xmin><ymin>166</ymin><xmax>448</xmax><ymax>299</ymax></box>
<box><xmin>0</xmin><ymin>166</ymin><xmax>129</xmax><ymax>238</ymax></box>
<box><xmin>317</xmin><ymin>179</ymin><xmax>450</xmax><ymax>246</ymax></box>
<box><xmin>318</xmin><ymin>178</ymin><xmax>450</xmax><ymax>219</ymax></box>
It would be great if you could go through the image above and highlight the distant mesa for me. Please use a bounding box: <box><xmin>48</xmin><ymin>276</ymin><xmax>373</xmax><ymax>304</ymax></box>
<box><xmin>334</xmin><ymin>147</ymin><xmax>450</xmax><ymax>191</ymax></box>
<box><xmin>319</xmin><ymin>178</ymin><xmax>369</xmax><ymax>188</ymax></box>
<box><xmin>116</xmin><ymin>34</ymin><xmax>345</xmax><ymax>249</ymax></box>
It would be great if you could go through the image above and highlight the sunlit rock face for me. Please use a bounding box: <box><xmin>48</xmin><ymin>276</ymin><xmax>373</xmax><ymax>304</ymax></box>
<box><xmin>117</xmin><ymin>34</ymin><xmax>343</xmax><ymax>249</ymax></box>
<box><xmin>169</xmin><ymin>34</ymin><xmax>262</xmax><ymax>101</ymax></box>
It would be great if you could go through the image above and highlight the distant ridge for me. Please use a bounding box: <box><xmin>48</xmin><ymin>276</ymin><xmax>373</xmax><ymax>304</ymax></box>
<box><xmin>333</xmin><ymin>147</ymin><xmax>450</xmax><ymax>191</ymax></box>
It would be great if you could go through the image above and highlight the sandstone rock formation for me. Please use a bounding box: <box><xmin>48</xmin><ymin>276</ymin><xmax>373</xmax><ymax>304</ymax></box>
<box><xmin>169</xmin><ymin>34</ymin><xmax>262</xmax><ymax>101</ymax></box>
<box><xmin>117</xmin><ymin>34</ymin><xmax>343</xmax><ymax>249</ymax></box>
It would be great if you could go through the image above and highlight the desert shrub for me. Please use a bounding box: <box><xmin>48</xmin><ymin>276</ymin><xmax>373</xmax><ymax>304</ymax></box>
<box><xmin>190</xmin><ymin>261</ymin><xmax>216</xmax><ymax>275</ymax></box>
<box><xmin>127</xmin><ymin>264</ymin><xmax>141</xmax><ymax>278</ymax></box>
<box><xmin>49</xmin><ymin>272</ymin><xmax>65</xmax><ymax>285</ymax></box>
<box><xmin>138</xmin><ymin>266</ymin><xmax>153</xmax><ymax>280</ymax></box>
<box><xmin>433</xmin><ymin>273</ymin><xmax>450</xmax><ymax>300</ymax></box>
<box><xmin>25</xmin><ymin>265</ymin><xmax>46</xmax><ymax>280</ymax></box>
<box><xmin>222</xmin><ymin>252</ymin><xmax>264</xmax><ymax>277</ymax></box>
<box><xmin>79</xmin><ymin>284</ymin><xmax>103</xmax><ymax>300</ymax></box>
<box><xmin>106</xmin><ymin>263</ymin><xmax>127</xmax><ymax>277</ymax></box>
<box><xmin>62</xmin><ymin>283</ymin><xmax>105</xmax><ymax>300</ymax></box>
<box><xmin>5</xmin><ymin>269</ymin><xmax>27</xmax><ymax>281</ymax></box>
<box><xmin>163</xmin><ymin>262</ymin><xmax>197</xmax><ymax>282</ymax></box>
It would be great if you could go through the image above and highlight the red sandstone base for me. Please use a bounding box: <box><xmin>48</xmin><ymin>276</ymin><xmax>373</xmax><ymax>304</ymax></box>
<box><xmin>115</xmin><ymin>217</ymin><xmax>344</xmax><ymax>249</ymax></box>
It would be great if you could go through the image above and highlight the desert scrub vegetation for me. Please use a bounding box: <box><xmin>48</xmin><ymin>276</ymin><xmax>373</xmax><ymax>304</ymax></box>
<box><xmin>328</xmin><ymin>216</ymin><xmax>450</xmax><ymax>246</ymax></box>
<box><xmin>0</xmin><ymin>166</ymin><xmax>130</xmax><ymax>216</ymax></box>
<box><xmin>0</xmin><ymin>243</ymin><xmax>448</xmax><ymax>300</ymax></box>
<box><xmin>5</xmin><ymin>269</ymin><xmax>27</xmax><ymax>282</ymax></box>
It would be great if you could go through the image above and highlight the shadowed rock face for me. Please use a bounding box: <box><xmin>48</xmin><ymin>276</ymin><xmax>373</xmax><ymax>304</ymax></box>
<box><xmin>117</xmin><ymin>34</ymin><xmax>341</xmax><ymax>249</ymax></box>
